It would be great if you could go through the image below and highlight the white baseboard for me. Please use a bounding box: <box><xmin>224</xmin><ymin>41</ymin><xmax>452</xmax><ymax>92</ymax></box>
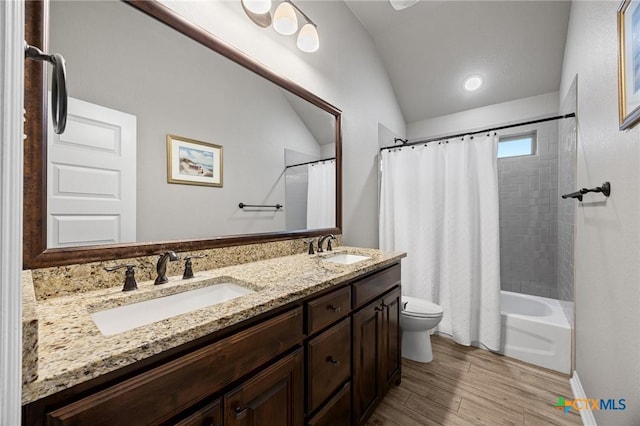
<box><xmin>570</xmin><ymin>371</ymin><xmax>597</xmax><ymax>426</ymax></box>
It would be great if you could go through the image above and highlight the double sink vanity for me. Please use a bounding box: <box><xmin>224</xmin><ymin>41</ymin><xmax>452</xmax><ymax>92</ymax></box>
<box><xmin>22</xmin><ymin>1</ymin><xmax>405</xmax><ymax>424</ymax></box>
<box><xmin>22</xmin><ymin>246</ymin><xmax>405</xmax><ymax>425</ymax></box>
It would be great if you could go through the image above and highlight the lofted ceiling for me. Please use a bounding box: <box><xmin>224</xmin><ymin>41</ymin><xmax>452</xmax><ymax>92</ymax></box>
<box><xmin>344</xmin><ymin>0</ymin><xmax>571</xmax><ymax>123</ymax></box>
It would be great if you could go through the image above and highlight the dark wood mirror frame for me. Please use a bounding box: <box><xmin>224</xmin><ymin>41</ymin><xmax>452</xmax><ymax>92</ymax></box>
<box><xmin>24</xmin><ymin>0</ymin><xmax>342</xmax><ymax>269</ymax></box>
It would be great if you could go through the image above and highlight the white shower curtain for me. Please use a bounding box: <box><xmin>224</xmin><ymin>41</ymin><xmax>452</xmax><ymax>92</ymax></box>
<box><xmin>307</xmin><ymin>160</ymin><xmax>336</xmax><ymax>229</ymax></box>
<box><xmin>379</xmin><ymin>134</ymin><xmax>501</xmax><ymax>350</ymax></box>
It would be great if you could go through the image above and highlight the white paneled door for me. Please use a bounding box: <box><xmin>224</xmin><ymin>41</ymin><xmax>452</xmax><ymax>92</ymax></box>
<box><xmin>47</xmin><ymin>96</ymin><xmax>137</xmax><ymax>247</ymax></box>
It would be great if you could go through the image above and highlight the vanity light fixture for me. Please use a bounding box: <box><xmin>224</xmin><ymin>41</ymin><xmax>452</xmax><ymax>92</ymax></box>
<box><xmin>297</xmin><ymin>23</ymin><xmax>319</xmax><ymax>53</ymax></box>
<box><xmin>242</xmin><ymin>0</ymin><xmax>320</xmax><ymax>53</ymax></box>
<box><xmin>273</xmin><ymin>1</ymin><xmax>298</xmax><ymax>35</ymax></box>
<box><xmin>242</xmin><ymin>0</ymin><xmax>272</xmax><ymax>14</ymax></box>
<box><xmin>463</xmin><ymin>75</ymin><xmax>483</xmax><ymax>91</ymax></box>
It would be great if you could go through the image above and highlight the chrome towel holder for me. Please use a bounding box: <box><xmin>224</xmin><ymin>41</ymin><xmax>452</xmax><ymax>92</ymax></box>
<box><xmin>562</xmin><ymin>182</ymin><xmax>611</xmax><ymax>202</ymax></box>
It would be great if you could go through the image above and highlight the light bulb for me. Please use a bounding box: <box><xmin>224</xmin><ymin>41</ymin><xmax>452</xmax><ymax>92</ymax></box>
<box><xmin>273</xmin><ymin>2</ymin><xmax>298</xmax><ymax>35</ymax></box>
<box><xmin>463</xmin><ymin>75</ymin><xmax>483</xmax><ymax>91</ymax></box>
<box><xmin>242</xmin><ymin>0</ymin><xmax>272</xmax><ymax>14</ymax></box>
<box><xmin>297</xmin><ymin>23</ymin><xmax>319</xmax><ymax>52</ymax></box>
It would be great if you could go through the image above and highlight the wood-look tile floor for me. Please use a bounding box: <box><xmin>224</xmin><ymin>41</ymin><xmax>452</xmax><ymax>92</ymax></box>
<box><xmin>367</xmin><ymin>335</ymin><xmax>582</xmax><ymax>426</ymax></box>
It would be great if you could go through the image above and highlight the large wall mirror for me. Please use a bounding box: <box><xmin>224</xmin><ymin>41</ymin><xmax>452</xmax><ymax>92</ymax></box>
<box><xmin>24</xmin><ymin>0</ymin><xmax>342</xmax><ymax>268</ymax></box>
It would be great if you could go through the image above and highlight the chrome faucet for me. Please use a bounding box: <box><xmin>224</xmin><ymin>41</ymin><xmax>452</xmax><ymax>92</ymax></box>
<box><xmin>155</xmin><ymin>251</ymin><xmax>179</xmax><ymax>285</ymax></box>
<box><xmin>317</xmin><ymin>234</ymin><xmax>336</xmax><ymax>253</ymax></box>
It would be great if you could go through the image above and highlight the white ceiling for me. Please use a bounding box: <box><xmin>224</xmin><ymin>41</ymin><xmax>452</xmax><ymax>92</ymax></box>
<box><xmin>344</xmin><ymin>0</ymin><xmax>571</xmax><ymax>123</ymax></box>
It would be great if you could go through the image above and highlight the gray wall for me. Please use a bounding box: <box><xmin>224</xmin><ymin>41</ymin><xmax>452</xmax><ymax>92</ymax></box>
<box><xmin>497</xmin><ymin>121</ymin><xmax>559</xmax><ymax>298</ymax></box>
<box><xmin>50</xmin><ymin>1</ymin><xmax>323</xmax><ymax>242</ymax></box>
<box><xmin>560</xmin><ymin>1</ymin><xmax>640</xmax><ymax>422</ymax></box>
<box><xmin>408</xmin><ymin>92</ymin><xmax>560</xmax><ymax>140</ymax></box>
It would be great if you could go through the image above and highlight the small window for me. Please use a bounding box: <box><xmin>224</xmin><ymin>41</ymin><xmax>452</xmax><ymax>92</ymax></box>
<box><xmin>497</xmin><ymin>132</ymin><xmax>536</xmax><ymax>159</ymax></box>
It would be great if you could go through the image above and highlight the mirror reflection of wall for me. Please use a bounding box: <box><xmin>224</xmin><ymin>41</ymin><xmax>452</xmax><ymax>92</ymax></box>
<box><xmin>47</xmin><ymin>0</ymin><xmax>336</xmax><ymax>247</ymax></box>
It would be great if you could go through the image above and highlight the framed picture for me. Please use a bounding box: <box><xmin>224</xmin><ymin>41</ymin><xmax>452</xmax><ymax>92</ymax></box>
<box><xmin>166</xmin><ymin>134</ymin><xmax>223</xmax><ymax>187</ymax></box>
<box><xmin>618</xmin><ymin>0</ymin><xmax>640</xmax><ymax>130</ymax></box>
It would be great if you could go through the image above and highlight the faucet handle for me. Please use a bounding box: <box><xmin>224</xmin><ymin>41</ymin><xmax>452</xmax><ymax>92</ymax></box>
<box><xmin>183</xmin><ymin>254</ymin><xmax>206</xmax><ymax>279</ymax></box>
<box><xmin>304</xmin><ymin>239</ymin><xmax>315</xmax><ymax>255</ymax></box>
<box><xmin>184</xmin><ymin>254</ymin><xmax>206</xmax><ymax>260</ymax></box>
<box><xmin>104</xmin><ymin>264</ymin><xmax>138</xmax><ymax>292</ymax></box>
<box><xmin>157</xmin><ymin>251</ymin><xmax>179</xmax><ymax>261</ymax></box>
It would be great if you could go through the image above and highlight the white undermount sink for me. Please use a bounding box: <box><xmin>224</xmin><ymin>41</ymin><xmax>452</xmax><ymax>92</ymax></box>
<box><xmin>91</xmin><ymin>283</ymin><xmax>255</xmax><ymax>336</ymax></box>
<box><xmin>321</xmin><ymin>253</ymin><xmax>371</xmax><ymax>265</ymax></box>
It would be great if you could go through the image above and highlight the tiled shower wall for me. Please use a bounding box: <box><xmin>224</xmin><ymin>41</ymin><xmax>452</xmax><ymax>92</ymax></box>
<box><xmin>557</xmin><ymin>78</ymin><xmax>577</xmax><ymax>323</ymax></box>
<box><xmin>497</xmin><ymin>121</ymin><xmax>559</xmax><ymax>298</ymax></box>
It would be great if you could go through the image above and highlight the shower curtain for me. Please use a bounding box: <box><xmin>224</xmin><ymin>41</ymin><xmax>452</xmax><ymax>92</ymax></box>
<box><xmin>379</xmin><ymin>134</ymin><xmax>501</xmax><ymax>350</ymax></box>
<box><xmin>307</xmin><ymin>160</ymin><xmax>336</xmax><ymax>229</ymax></box>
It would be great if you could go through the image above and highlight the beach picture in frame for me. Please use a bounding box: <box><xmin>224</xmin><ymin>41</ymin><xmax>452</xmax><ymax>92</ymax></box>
<box><xmin>167</xmin><ymin>134</ymin><xmax>223</xmax><ymax>187</ymax></box>
<box><xmin>618</xmin><ymin>0</ymin><xmax>640</xmax><ymax>129</ymax></box>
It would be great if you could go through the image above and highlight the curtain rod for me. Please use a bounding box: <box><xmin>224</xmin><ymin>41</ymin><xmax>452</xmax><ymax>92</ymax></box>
<box><xmin>285</xmin><ymin>157</ymin><xmax>336</xmax><ymax>169</ymax></box>
<box><xmin>379</xmin><ymin>113</ymin><xmax>576</xmax><ymax>152</ymax></box>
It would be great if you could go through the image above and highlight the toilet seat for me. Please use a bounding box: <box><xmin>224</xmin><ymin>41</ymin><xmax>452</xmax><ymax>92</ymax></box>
<box><xmin>402</xmin><ymin>296</ymin><xmax>443</xmax><ymax>318</ymax></box>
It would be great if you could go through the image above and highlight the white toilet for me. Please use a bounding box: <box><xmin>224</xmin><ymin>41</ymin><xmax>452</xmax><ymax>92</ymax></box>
<box><xmin>400</xmin><ymin>296</ymin><xmax>444</xmax><ymax>363</ymax></box>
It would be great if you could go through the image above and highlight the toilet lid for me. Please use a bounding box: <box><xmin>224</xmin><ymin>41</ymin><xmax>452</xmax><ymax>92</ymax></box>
<box><xmin>402</xmin><ymin>296</ymin><xmax>443</xmax><ymax>318</ymax></box>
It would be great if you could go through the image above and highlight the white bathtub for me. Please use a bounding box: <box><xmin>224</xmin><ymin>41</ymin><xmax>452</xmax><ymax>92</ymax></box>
<box><xmin>499</xmin><ymin>291</ymin><xmax>571</xmax><ymax>374</ymax></box>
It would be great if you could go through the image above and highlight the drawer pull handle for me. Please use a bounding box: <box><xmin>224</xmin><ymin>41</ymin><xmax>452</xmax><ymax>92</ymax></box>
<box><xmin>235</xmin><ymin>406</ymin><xmax>248</xmax><ymax>419</ymax></box>
<box><xmin>327</xmin><ymin>304</ymin><xmax>341</xmax><ymax>312</ymax></box>
<box><xmin>326</xmin><ymin>356</ymin><xmax>341</xmax><ymax>366</ymax></box>
<box><xmin>374</xmin><ymin>306</ymin><xmax>384</xmax><ymax>312</ymax></box>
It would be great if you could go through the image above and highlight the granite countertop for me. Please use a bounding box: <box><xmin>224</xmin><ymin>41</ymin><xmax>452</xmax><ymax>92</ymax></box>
<box><xmin>22</xmin><ymin>246</ymin><xmax>405</xmax><ymax>405</ymax></box>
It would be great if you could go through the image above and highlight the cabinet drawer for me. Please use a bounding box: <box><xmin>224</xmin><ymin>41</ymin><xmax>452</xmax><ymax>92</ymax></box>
<box><xmin>47</xmin><ymin>308</ymin><xmax>303</xmax><ymax>426</ymax></box>
<box><xmin>306</xmin><ymin>286</ymin><xmax>350</xmax><ymax>335</ymax></box>
<box><xmin>352</xmin><ymin>264</ymin><xmax>400</xmax><ymax>308</ymax></box>
<box><xmin>307</xmin><ymin>318</ymin><xmax>351</xmax><ymax>413</ymax></box>
<box><xmin>307</xmin><ymin>382</ymin><xmax>351</xmax><ymax>426</ymax></box>
<box><xmin>174</xmin><ymin>399</ymin><xmax>222</xmax><ymax>426</ymax></box>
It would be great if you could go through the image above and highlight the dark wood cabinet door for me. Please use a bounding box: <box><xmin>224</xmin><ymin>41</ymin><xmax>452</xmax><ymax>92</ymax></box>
<box><xmin>352</xmin><ymin>301</ymin><xmax>382</xmax><ymax>425</ymax></box>
<box><xmin>381</xmin><ymin>287</ymin><xmax>401</xmax><ymax>392</ymax></box>
<box><xmin>224</xmin><ymin>349</ymin><xmax>303</xmax><ymax>426</ymax></box>
<box><xmin>307</xmin><ymin>381</ymin><xmax>351</xmax><ymax>426</ymax></box>
<box><xmin>174</xmin><ymin>399</ymin><xmax>222</xmax><ymax>426</ymax></box>
<box><xmin>307</xmin><ymin>318</ymin><xmax>351</xmax><ymax>413</ymax></box>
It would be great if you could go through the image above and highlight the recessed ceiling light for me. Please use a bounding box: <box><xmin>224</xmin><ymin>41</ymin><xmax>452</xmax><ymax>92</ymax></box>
<box><xmin>389</xmin><ymin>0</ymin><xmax>420</xmax><ymax>11</ymax></box>
<box><xmin>463</xmin><ymin>75</ymin><xmax>483</xmax><ymax>91</ymax></box>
